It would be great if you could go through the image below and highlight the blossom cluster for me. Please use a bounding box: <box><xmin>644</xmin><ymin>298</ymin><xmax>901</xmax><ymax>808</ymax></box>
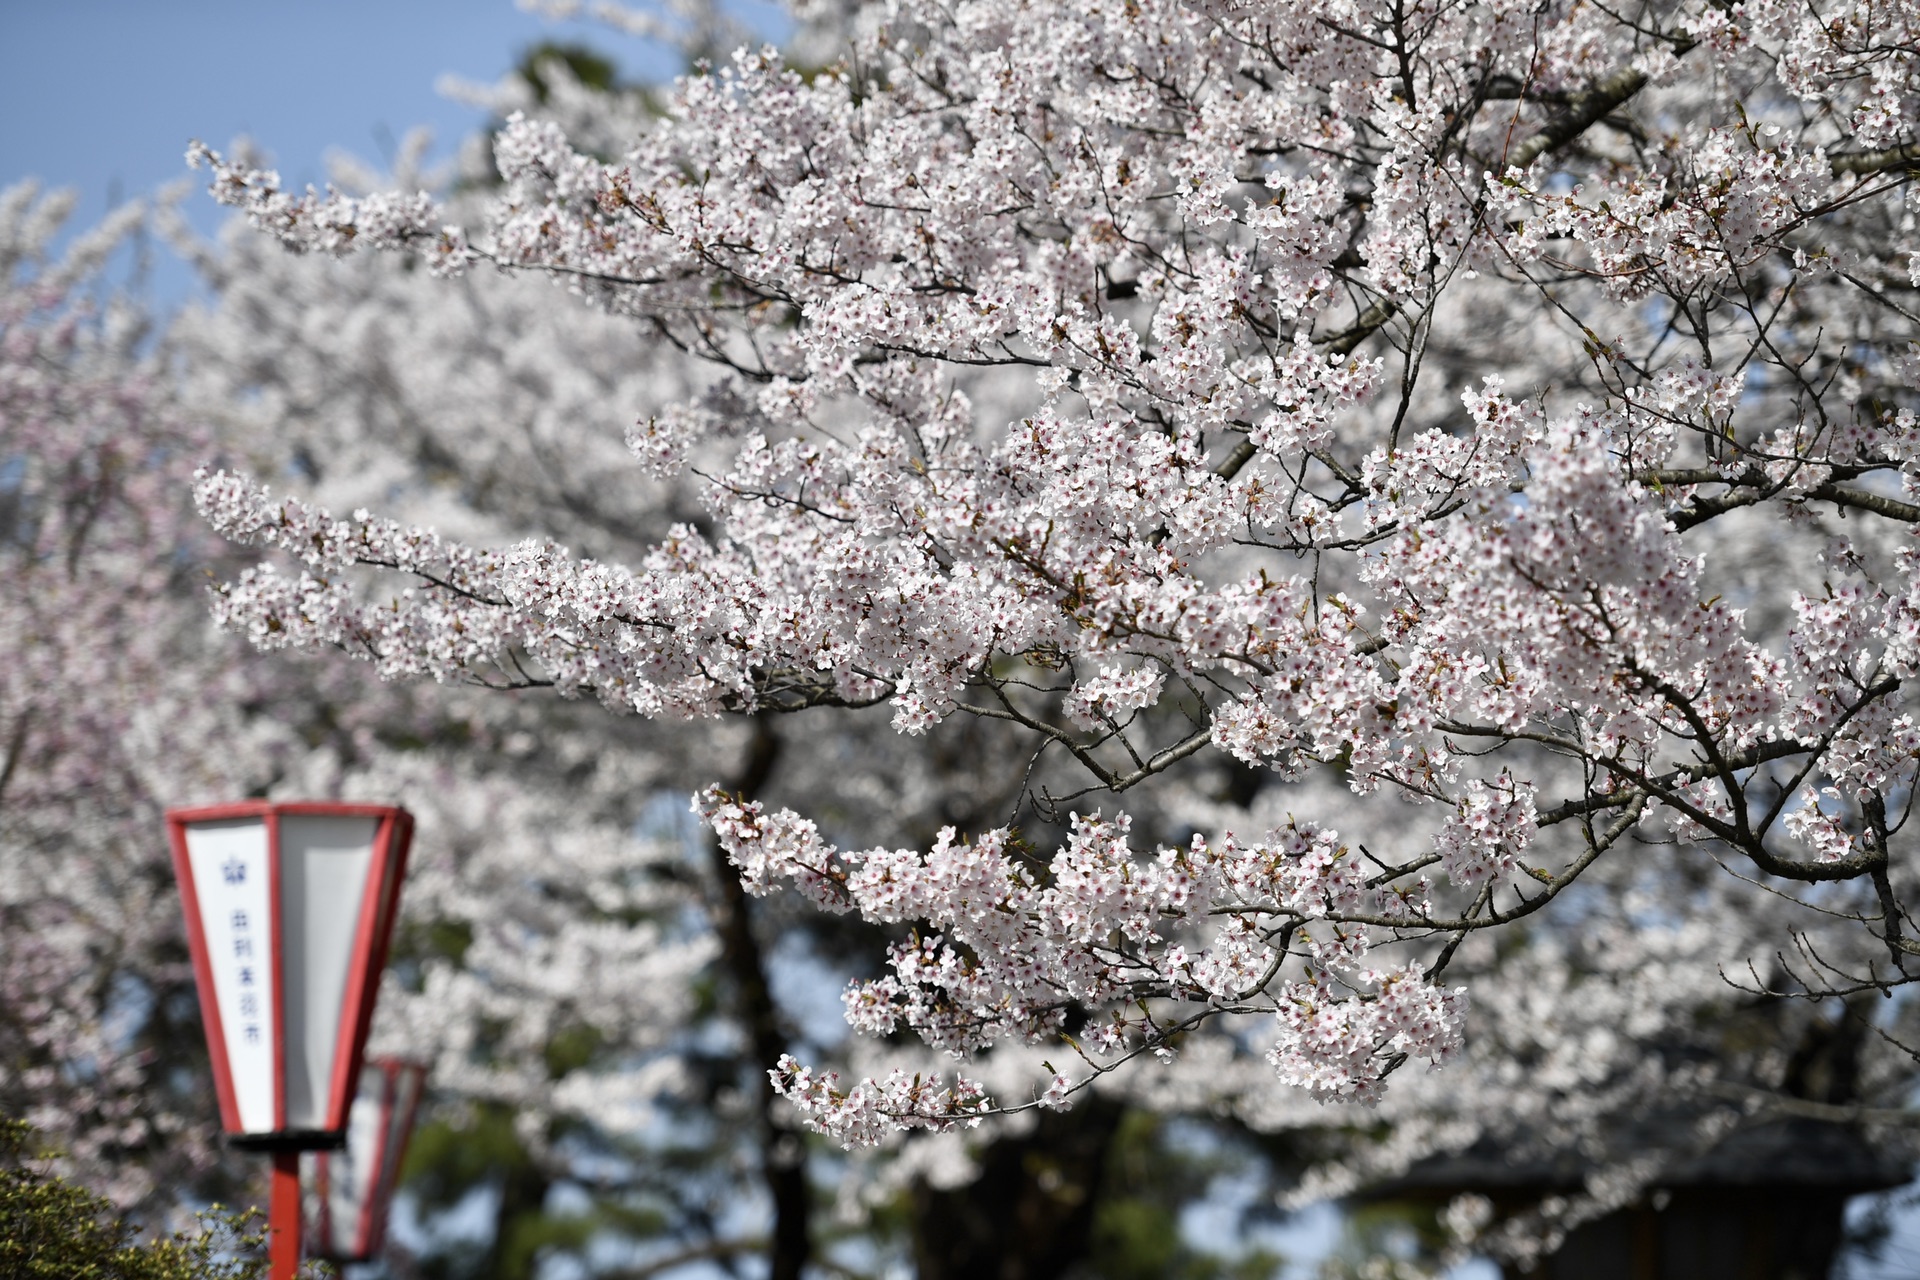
<box><xmin>705</xmin><ymin>791</ymin><xmax>1460</xmax><ymax>1136</ymax></box>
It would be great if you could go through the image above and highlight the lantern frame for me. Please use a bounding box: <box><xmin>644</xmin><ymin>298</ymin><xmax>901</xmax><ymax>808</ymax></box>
<box><xmin>167</xmin><ymin>801</ymin><xmax>414</xmax><ymax>1150</ymax></box>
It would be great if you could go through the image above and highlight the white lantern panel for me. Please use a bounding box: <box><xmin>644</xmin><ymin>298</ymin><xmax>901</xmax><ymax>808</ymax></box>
<box><xmin>278</xmin><ymin>815</ymin><xmax>379</xmax><ymax>1131</ymax></box>
<box><xmin>181</xmin><ymin>818</ymin><xmax>276</xmax><ymax>1133</ymax></box>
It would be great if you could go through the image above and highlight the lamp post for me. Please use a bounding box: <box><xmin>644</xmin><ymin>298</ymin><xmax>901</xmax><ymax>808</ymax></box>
<box><xmin>305</xmin><ymin>1057</ymin><xmax>428</xmax><ymax>1264</ymax></box>
<box><xmin>167</xmin><ymin>802</ymin><xmax>414</xmax><ymax>1280</ymax></box>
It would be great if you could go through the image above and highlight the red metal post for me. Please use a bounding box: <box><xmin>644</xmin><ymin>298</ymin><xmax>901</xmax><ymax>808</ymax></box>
<box><xmin>270</xmin><ymin>1150</ymin><xmax>302</xmax><ymax>1279</ymax></box>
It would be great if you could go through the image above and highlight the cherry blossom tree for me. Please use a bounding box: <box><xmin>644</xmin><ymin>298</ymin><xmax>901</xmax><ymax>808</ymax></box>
<box><xmin>192</xmin><ymin>0</ymin><xmax>1920</xmax><ymax>1154</ymax></box>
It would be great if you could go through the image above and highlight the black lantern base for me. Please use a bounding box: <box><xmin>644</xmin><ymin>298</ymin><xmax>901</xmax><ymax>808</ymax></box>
<box><xmin>227</xmin><ymin>1129</ymin><xmax>348</xmax><ymax>1152</ymax></box>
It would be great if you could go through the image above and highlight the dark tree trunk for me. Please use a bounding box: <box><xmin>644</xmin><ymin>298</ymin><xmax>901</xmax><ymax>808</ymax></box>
<box><xmin>480</xmin><ymin>1154</ymin><xmax>552</xmax><ymax>1280</ymax></box>
<box><xmin>705</xmin><ymin>717</ymin><xmax>812</xmax><ymax>1280</ymax></box>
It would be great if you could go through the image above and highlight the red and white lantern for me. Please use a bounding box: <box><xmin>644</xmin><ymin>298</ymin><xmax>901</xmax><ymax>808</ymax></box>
<box><xmin>167</xmin><ymin>801</ymin><xmax>414</xmax><ymax>1280</ymax></box>
<box><xmin>305</xmin><ymin>1057</ymin><xmax>428</xmax><ymax>1263</ymax></box>
<box><xmin>167</xmin><ymin>801</ymin><xmax>414</xmax><ymax>1145</ymax></box>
